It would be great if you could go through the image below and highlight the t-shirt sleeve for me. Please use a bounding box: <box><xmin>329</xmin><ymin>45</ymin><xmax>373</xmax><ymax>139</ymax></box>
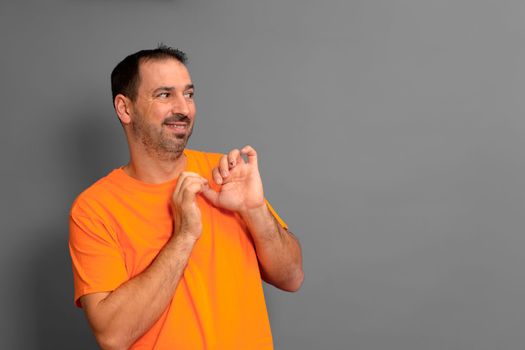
<box><xmin>265</xmin><ymin>199</ymin><xmax>288</xmax><ymax>231</ymax></box>
<box><xmin>69</xmin><ymin>211</ymin><xmax>128</xmax><ymax>307</ymax></box>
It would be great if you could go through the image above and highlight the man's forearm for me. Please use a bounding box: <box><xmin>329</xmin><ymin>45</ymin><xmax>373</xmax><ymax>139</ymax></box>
<box><xmin>240</xmin><ymin>205</ymin><xmax>304</xmax><ymax>292</ymax></box>
<box><xmin>84</xmin><ymin>234</ymin><xmax>196</xmax><ymax>350</ymax></box>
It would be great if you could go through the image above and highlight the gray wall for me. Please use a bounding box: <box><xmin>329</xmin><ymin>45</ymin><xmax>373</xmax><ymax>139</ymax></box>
<box><xmin>2</xmin><ymin>0</ymin><xmax>525</xmax><ymax>349</ymax></box>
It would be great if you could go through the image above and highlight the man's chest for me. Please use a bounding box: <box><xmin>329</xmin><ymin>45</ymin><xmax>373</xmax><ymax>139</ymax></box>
<box><xmin>109</xmin><ymin>196</ymin><xmax>256</xmax><ymax>278</ymax></box>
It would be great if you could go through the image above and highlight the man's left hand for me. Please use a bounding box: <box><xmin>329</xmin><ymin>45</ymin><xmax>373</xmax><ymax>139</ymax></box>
<box><xmin>202</xmin><ymin>145</ymin><xmax>265</xmax><ymax>214</ymax></box>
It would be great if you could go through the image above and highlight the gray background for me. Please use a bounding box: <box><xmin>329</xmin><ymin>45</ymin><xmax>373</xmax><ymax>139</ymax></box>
<box><xmin>2</xmin><ymin>0</ymin><xmax>525</xmax><ymax>349</ymax></box>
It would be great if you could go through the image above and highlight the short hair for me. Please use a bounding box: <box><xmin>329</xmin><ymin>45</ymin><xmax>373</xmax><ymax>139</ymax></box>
<box><xmin>111</xmin><ymin>44</ymin><xmax>188</xmax><ymax>102</ymax></box>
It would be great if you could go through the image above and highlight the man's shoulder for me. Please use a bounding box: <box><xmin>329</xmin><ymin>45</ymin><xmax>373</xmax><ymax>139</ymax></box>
<box><xmin>70</xmin><ymin>169</ymin><xmax>120</xmax><ymax>218</ymax></box>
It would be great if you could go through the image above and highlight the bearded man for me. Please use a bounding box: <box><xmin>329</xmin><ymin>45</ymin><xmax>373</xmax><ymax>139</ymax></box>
<box><xmin>69</xmin><ymin>45</ymin><xmax>303</xmax><ymax>350</ymax></box>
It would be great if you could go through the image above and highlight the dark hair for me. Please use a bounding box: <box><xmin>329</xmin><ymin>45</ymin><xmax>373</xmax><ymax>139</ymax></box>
<box><xmin>111</xmin><ymin>44</ymin><xmax>188</xmax><ymax>102</ymax></box>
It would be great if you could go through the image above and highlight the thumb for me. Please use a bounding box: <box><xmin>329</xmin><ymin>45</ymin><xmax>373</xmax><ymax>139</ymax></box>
<box><xmin>201</xmin><ymin>183</ymin><xmax>220</xmax><ymax>207</ymax></box>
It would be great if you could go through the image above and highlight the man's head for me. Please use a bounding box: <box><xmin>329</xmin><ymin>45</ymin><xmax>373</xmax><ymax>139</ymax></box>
<box><xmin>111</xmin><ymin>44</ymin><xmax>188</xmax><ymax>102</ymax></box>
<box><xmin>112</xmin><ymin>45</ymin><xmax>195</xmax><ymax>161</ymax></box>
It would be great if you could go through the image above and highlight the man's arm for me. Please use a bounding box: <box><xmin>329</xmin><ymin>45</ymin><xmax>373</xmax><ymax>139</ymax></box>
<box><xmin>240</xmin><ymin>204</ymin><xmax>304</xmax><ymax>291</ymax></box>
<box><xmin>203</xmin><ymin>146</ymin><xmax>304</xmax><ymax>292</ymax></box>
<box><xmin>81</xmin><ymin>235</ymin><xmax>195</xmax><ymax>350</ymax></box>
<box><xmin>79</xmin><ymin>172</ymin><xmax>208</xmax><ymax>350</ymax></box>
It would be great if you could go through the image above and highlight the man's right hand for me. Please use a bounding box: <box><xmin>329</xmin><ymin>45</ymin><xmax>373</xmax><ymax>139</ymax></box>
<box><xmin>79</xmin><ymin>173</ymin><xmax>208</xmax><ymax>350</ymax></box>
<box><xmin>171</xmin><ymin>171</ymin><xmax>209</xmax><ymax>241</ymax></box>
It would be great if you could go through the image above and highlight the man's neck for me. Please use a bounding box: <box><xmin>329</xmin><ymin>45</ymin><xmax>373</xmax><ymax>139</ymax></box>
<box><xmin>123</xmin><ymin>150</ymin><xmax>188</xmax><ymax>184</ymax></box>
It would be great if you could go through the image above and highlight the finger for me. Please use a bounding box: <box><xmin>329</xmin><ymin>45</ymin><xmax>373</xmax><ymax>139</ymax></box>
<box><xmin>201</xmin><ymin>183</ymin><xmax>220</xmax><ymax>207</ymax></box>
<box><xmin>241</xmin><ymin>145</ymin><xmax>258</xmax><ymax>166</ymax></box>
<box><xmin>174</xmin><ymin>171</ymin><xmax>201</xmax><ymax>195</ymax></box>
<box><xmin>219</xmin><ymin>155</ymin><xmax>230</xmax><ymax>178</ymax></box>
<box><xmin>180</xmin><ymin>175</ymin><xmax>207</xmax><ymax>194</ymax></box>
<box><xmin>227</xmin><ymin>149</ymin><xmax>241</xmax><ymax>169</ymax></box>
<box><xmin>212</xmin><ymin>167</ymin><xmax>223</xmax><ymax>185</ymax></box>
<box><xmin>174</xmin><ymin>172</ymin><xmax>190</xmax><ymax>202</ymax></box>
<box><xmin>179</xmin><ymin>177</ymin><xmax>209</xmax><ymax>207</ymax></box>
<box><xmin>181</xmin><ymin>180</ymin><xmax>207</xmax><ymax>204</ymax></box>
<box><xmin>174</xmin><ymin>172</ymin><xmax>206</xmax><ymax>202</ymax></box>
<box><xmin>174</xmin><ymin>173</ymin><xmax>196</xmax><ymax>204</ymax></box>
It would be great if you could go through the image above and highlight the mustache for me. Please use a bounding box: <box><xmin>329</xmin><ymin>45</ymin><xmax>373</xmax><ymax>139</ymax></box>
<box><xmin>163</xmin><ymin>114</ymin><xmax>191</xmax><ymax>124</ymax></box>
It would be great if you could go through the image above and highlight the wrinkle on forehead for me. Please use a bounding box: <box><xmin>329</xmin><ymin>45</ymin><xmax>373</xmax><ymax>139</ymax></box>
<box><xmin>138</xmin><ymin>58</ymin><xmax>192</xmax><ymax>95</ymax></box>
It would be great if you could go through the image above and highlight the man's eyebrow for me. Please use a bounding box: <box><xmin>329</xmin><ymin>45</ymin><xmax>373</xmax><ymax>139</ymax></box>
<box><xmin>153</xmin><ymin>84</ymin><xmax>195</xmax><ymax>94</ymax></box>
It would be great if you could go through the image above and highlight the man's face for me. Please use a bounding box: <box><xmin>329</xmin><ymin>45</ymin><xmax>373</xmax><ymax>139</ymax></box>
<box><xmin>128</xmin><ymin>58</ymin><xmax>196</xmax><ymax>160</ymax></box>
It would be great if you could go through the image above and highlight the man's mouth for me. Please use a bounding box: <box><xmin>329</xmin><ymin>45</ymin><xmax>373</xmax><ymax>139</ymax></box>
<box><xmin>164</xmin><ymin>121</ymin><xmax>188</xmax><ymax>131</ymax></box>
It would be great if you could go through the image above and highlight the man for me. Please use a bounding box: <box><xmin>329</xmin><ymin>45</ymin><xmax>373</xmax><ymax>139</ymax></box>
<box><xmin>69</xmin><ymin>45</ymin><xmax>303</xmax><ymax>350</ymax></box>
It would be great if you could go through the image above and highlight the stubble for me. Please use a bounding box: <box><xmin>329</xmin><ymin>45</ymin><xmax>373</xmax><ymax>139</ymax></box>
<box><xmin>131</xmin><ymin>113</ymin><xmax>193</xmax><ymax>161</ymax></box>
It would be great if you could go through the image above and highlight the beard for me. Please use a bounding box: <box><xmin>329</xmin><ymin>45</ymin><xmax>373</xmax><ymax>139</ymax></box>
<box><xmin>131</xmin><ymin>113</ymin><xmax>193</xmax><ymax>161</ymax></box>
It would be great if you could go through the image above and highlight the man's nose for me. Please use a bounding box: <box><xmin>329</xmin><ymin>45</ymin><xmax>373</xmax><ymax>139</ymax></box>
<box><xmin>171</xmin><ymin>94</ymin><xmax>190</xmax><ymax>116</ymax></box>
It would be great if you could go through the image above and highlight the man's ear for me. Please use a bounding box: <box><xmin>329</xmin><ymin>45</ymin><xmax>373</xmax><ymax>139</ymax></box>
<box><xmin>114</xmin><ymin>94</ymin><xmax>132</xmax><ymax>125</ymax></box>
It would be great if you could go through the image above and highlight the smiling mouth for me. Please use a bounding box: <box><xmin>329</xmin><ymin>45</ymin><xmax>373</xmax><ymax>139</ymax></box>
<box><xmin>164</xmin><ymin>122</ymin><xmax>188</xmax><ymax>132</ymax></box>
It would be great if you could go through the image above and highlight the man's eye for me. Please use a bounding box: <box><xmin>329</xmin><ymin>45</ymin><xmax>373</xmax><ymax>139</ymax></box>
<box><xmin>158</xmin><ymin>92</ymin><xmax>170</xmax><ymax>98</ymax></box>
<box><xmin>184</xmin><ymin>91</ymin><xmax>194</xmax><ymax>99</ymax></box>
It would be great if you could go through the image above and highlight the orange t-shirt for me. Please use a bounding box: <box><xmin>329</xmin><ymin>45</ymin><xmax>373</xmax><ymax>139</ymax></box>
<box><xmin>69</xmin><ymin>149</ymin><xmax>287</xmax><ymax>350</ymax></box>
